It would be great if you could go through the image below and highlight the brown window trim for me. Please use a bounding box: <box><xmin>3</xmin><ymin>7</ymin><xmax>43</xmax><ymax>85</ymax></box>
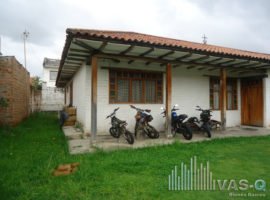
<box><xmin>209</xmin><ymin>77</ymin><xmax>238</xmax><ymax>110</ymax></box>
<box><xmin>109</xmin><ymin>68</ymin><xmax>163</xmax><ymax>104</ymax></box>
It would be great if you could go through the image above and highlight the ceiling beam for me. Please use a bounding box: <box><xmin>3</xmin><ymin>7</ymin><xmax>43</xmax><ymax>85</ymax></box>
<box><xmin>73</xmin><ymin>39</ymin><xmax>97</xmax><ymax>52</ymax></box>
<box><xmin>208</xmin><ymin>67</ymin><xmax>219</xmax><ymax>71</ymax></box>
<box><xmin>158</xmin><ymin>50</ymin><xmax>175</xmax><ymax>59</ymax></box>
<box><xmin>189</xmin><ymin>55</ymin><xmax>209</xmax><ymax>62</ymax></box>
<box><xmin>66</xmin><ymin>57</ymin><xmax>85</xmax><ymax>62</ymax></box>
<box><xmin>67</xmin><ymin>53</ymin><xmax>89</xmax><ymax>57</ymax></box>
<box><xmin>140</xmin><ymin>48</ymin><xmax>155</xmax><ymax>56</ymax></box>
<box><xmin>69</xmin><ymin>48</ymin><xmax>90</xmax><ymax>54</ymax></box>
<box><xmin>95</xmin><ymin>52</ymin><xmax>268</xmax><ymax>71</ymax></box>
<box><xmin>98</xmin><ymin>41</ymin><xmax>108</xmax><ymax>51</ymax></box>
<box><xmin>254</xmin><ymin>64</ymin><xmax>270</xmax><ymax>69</ymax></box>
<box><xmin>186</xmin><ymin>65</ymin><xmax>197</xmax><ymax>69</ymax></box>
<box><xmin>230</xmin><ymin>60</ymin><xmax>250</xmax><ymax>67</ymax></box>
<box><xmin>219</xmin><ymin>59</ymin><xmax>237</xmax><ymax>66</ymax></box>
<box><xmin>204</xmin><ymin>57</ymin><xmax>223</xmax><ymax>64</ymax></box>
<box><xmin>215</xmin><ymin>59</ymin><xmax>235</xmax><ymax>65</ymax></box>
<box><xmin>175</xmin><ymin>52</ymin><xmax>192</xmax><ymax>61</ymax></box>
<box><xmin>120</xmin><ymin>45</ymin><xmax>135</xmax><ymax>55</ymax></box>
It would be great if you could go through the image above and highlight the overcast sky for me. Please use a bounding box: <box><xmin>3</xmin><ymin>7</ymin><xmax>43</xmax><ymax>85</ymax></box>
<box><xmin>0</xmin><ymin>0</ymin><xmax>269</xmax><ymax>77</ymax></box>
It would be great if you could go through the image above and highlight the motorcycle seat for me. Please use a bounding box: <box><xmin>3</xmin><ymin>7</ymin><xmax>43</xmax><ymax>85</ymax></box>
<box><xmin>116</xmin><ymin>118</ymin><xmax>126</xmax><ymax>124</ymax></box>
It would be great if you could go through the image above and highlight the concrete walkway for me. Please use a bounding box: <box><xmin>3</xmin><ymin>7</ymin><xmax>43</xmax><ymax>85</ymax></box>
<box><xmin>62</xmin><ymin>126</ymin><xmax>270</xmax><ymax>154</ymax></box>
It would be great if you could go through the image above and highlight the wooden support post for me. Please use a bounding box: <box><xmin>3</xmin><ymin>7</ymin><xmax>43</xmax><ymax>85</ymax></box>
<box><xmin>166</xmin><ymin>63</ymin><xmax>172</xmax><ymax>136</ymax></box>
<box><xmin>64</xmin><ymin>87</ymin><xmax>66</xmax><ymax>105</ymax></box>
<box><xmin>91</xmin><ymin>56</ymin><xmax>98</xmax><ymax>143</ymax></box>
<box><xmin>220</xmin><ymin>68</ymin><xmax>227</xmax><ymax>130</ymax></box>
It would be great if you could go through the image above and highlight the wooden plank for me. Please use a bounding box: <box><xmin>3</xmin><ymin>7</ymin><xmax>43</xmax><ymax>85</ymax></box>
<box><xmin>166</xmin><ymin>63</ymin><xmax>172</xmax><ymax>136</ymax></box>
<box><xmin>98</xmin><ymin>41</ymin><xmax>108</xmax><ymax>51</ymax></box>
<box><xmin>140</xmin><ymin>48</ymin><xmax>154</xmax><ymax>56</ymax></box>
<box><xmin>91</xmin><ymin>56</ymin><xmax>98</xmax><ymax>142</ymax></box>
<box><xmin>220</xmin><ymin>68</ymin><xmax>227</xmax><ymax>130</ymax></box>
<box><xmin>120</xmin><ymin>45</ymin><xmax>135</xmax><ymax>55</ymax></box>
<box><xmin>64</xmin><ymin>88</ymin><xmax>66</xmax><ymax>104</ymax></box>
<box><xmin>70</xmin><ymin>82</ymin><xmax>73</xmax><ymax>106</ymax></box>
<box><xmin>158</xmin><ymin>50</ymin><xmax>175</xmax><ymax>59</ymax></box>
<box><xmin>189</xmin><ymin>55</ymin><xmax>209</xmax><ymax>62</ymax></box>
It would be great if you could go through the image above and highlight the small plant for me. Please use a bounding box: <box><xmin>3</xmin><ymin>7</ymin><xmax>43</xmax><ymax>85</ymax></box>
<box><xmin>0</xmin><ymin>97</ymin><xmax>8</xmax><ymax>108</ymax></box>
<box><xmin>74</xmin><ymin>121</ymin><xmax>84</xmax><ymax>133</ymax></box>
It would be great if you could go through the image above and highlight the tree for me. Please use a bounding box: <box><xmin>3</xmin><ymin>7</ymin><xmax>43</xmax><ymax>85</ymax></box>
<box><xmin>31</xmin><ymin>76</ymin><xmax>42</xmax><ymax>91</ymax></box>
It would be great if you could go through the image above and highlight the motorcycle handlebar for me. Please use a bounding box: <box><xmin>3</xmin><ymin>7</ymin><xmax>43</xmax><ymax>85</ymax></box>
<box><xmin>106</xmin><ymin>107</ymin><xmax>120</xmax><ymax>119</ymax></box>
<box><xmin>130</xmin><ymin>105</ymin><xmax>151</xmax><ymax>113</ymax></box>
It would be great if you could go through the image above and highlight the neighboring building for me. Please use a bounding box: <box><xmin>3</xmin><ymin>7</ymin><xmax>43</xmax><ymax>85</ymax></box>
<box><xmin>41</xmin><ymin>57</ymin><xmax>64</xmax><ymax>111</ymax></box>
<box><xmin>0</xmin><ymin>56</ymin><xmax>30</xmax><ymax>125</ymax></box>
<box><xmin>56</xmin><ymin>28</ymin><xmax>270</xmax><ymax>137</ymax></box>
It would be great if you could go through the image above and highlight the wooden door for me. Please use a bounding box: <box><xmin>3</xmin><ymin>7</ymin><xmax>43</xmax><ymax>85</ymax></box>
<box><xmin>241</xmin><ymin>79</ymin><xmax>263</xmax><ymax>126</ymax></box>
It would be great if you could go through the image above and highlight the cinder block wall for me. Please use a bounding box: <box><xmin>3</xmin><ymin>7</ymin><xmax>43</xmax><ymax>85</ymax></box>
<box><xmin>0</xmin><ymin>56</ymin><xmax>30</xmax><ymax>126</ymax></box>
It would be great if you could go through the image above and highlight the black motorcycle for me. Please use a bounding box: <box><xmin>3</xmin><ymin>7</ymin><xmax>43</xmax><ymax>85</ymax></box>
<box><xmin>130</xmin><ymin>105</ymin><xmax>159</xmax><ymax>139</ymax></box>
<box><xmin>161</xmin><ymin>104</ymin><xmax>192</xmax><ymax>140</ymax></box>
<box><xmin>187</xmin><ymin>106</ymin><xmax>212</xmax><ymax>138</ymax></box>
<box><xmin>106</xmin><ymin>107</ymin><xmax>134</xmax><ymax>144</ymax></box>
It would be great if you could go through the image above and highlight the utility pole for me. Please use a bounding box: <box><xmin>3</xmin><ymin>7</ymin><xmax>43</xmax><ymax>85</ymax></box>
<box><xmin>0</xmin><ymin>36</ymin><xmax>2</xmax><ymax>56</ymax></box>
<box><xmin>22</xmin><ymin>30</ymin><xmax>29</xmax><ymax>69</ymax></box>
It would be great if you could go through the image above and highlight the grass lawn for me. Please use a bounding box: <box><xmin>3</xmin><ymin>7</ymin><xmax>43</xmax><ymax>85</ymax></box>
<box><xmin>0</xmin><ymin>112</ymin><xmax>269</xmax><ymax>200</ymax></box>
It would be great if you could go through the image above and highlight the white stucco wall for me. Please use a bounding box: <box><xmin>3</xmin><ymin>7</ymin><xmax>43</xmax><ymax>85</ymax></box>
<box><xmin>43</xmin><ymin>67</ymin><xmax>58</xmax><ymax>87</ymax></box>
<box><xmin>264</xmin><ymin>69</ymin><xmax>270</xmax><ymax>128</ymax></box>
<box><xmin>41</xmin><ymin>85</ymin><xmax>64</xmax><ymax>111</ymax></box>
<box><xmin>68</xmin><ymin>59</ymin><xmax>250</xmax><ymax>134</ymax></box>
<box><xmin>41</xmin><ymin>67</ymin><xmax>64</xmax><ymax>111</ymax></box>
<box><xmin>71</xmin><ymin>64</ymin><xmax>91</xmax><ymax>133</ymax></box>
<box><xmin>96</xmin><ymin>60</ymin><xmax>165</xmax><ymax>134</ymax></box>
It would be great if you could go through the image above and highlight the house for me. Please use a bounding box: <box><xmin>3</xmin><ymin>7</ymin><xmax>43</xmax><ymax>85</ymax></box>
<box><xmin>41</xmin><ymin>57</ymin><xmax>64</xmax><ymax>111</ymax></box>
<box><xmin>56</xmin><ymin>28</ymin><xmax>270</xmax><ymax>139</ymax></box>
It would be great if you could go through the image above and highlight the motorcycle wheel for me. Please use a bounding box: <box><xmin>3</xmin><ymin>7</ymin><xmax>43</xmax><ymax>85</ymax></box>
<box><xmin>124</xmin><ymin>130</ymin><xmax>134</xmax><ymax>144</ymax></box>
<box><xmin>182</xmin><ymin>126</ymin><xmax>193</xmax><ymax>140</ymax></box>
<box><xmin>109</xmin><ymin>127</ymin><xmax>120</xmax><ymax>138</ymax></box>
<box><xmin>171</xmin><ymin>128</ymin><xmax>177</xmax><ymax>137</ymax></box>
<box><xmin>147</xmin><ymin>125</ymin><xmax>160</xmax><ymax>139</ymax></box>
<box><xmin>203</xmin><ymin>124</ymin><xmax>211</xmax><ymax>138</ymax></box>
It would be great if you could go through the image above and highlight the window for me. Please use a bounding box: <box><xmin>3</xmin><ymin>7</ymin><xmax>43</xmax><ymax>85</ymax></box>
<box><xmin>109</xmin><ymin>69</ymin><xmax>163</xmax><ymax>104</ymax></box>
<box><xmin>227</xmin><ymin>79</ymin><xmax>238</xmax><ymax>110</ymax></box>
<box><xmin>50</xmin><ymin>71</ymin><xmax>58</xmax><ymax>81</ymax></box>
<box><xmin>210</xmin><ymin>77</ymin><xmax>237</xmax><ymax>110</ymax></box>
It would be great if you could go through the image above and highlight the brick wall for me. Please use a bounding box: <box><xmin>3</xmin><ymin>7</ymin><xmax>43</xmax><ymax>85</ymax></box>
<box><xmin>0</xmin><ymin>56</ymin><xmax>30</xmax><ymax>126</ymax></box>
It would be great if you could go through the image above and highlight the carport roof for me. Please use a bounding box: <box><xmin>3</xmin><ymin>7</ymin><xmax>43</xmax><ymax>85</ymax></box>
<box><xmin>56</xmin><ymin>28</ymin><xmax>270</xmax><ymax>87</ymax></box>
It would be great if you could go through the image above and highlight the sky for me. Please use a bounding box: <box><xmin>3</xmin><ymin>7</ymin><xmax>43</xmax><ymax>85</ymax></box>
<box><xmin>0</xmin><ymin>0</ymin><xmax>269</xmax><ymax>77</ymax></box>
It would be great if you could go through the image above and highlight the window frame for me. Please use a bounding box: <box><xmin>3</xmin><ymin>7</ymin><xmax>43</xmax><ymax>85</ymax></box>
<box><xmin>209</xmin><ymin>77</ymin><xmax>238</xmax><ymax>110</ymax></box>
<box><xmin>109</xmin><ymin>68</ymin><xmax>163</xmax><ymax>104</ymax></box>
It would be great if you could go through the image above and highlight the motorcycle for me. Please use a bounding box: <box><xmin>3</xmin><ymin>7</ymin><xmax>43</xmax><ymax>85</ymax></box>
<box><xmin>187</xmin><ymin>106</ymin><xmax>212</xmax><ymax>138</ymax></box>
<box><xmin>106</xmin><ymin>107</ymin><xmax>134</xmax><ymax>144</ymax></box>
<box><xmin>160</xmin><ymin>104</ymin><xmax>192</xmax><ymax>140</ymax></box>
<box><xmin>130</xmin><ymin>105</ymin><xmax>159</xmax><ymax>139</ymax></box>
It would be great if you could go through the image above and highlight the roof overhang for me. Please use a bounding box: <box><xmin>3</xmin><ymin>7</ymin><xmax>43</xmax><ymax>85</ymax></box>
<box><xmin>56</xmin><ymin>30</ymin><xmax>270</xmax><ymax>87</ymax></box>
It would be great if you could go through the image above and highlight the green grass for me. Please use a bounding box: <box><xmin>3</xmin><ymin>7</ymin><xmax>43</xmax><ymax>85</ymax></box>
<box><xmin>0</xmin><ymin>112</ymin><xmax>269</xmax><ymax>200</ymax></box>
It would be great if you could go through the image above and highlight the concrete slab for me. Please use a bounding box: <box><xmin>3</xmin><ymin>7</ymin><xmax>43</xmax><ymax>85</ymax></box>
<box><xmin>62</xmin><ymin>126</ymin><xmax>82</xmax><ymax>139</ymax></box>
<box><xmin>63</xmin><ymin>126</ymin><xmax>270</xmax><ymax>154</ymax></box>
<box><xmin>68</xmin><ymin>139</ymin><xmax>94</xmax><ymax>155</ymax></box>
<box><xmin>92</xmin><ymin>127</ymin><xmax>270</xmax><ymax>151</ymax></box>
